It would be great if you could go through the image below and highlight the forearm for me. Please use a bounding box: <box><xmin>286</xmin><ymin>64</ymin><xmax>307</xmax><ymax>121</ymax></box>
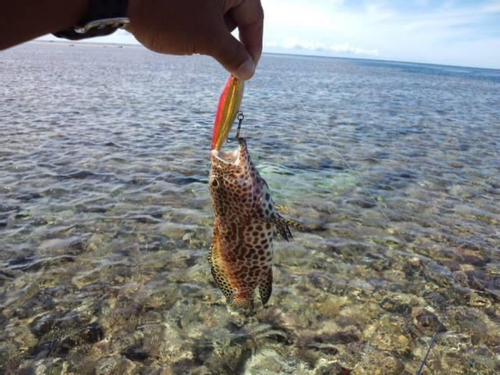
<box><xmin>0</xmin><ymin>0</ymin><xmax>88</xmax><ymax>50</ymax></box>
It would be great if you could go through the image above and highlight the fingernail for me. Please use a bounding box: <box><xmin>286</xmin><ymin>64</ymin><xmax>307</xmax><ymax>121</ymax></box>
<box><xmin>235</xmin><ymin>58</ymin><xmax>255</xmax><ymax>81</ymax></box>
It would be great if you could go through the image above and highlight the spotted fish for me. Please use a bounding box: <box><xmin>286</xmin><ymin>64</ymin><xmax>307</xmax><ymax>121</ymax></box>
<box><xmin>209</xmin><ymin>138</ymin><xmax>300</xmax><ymax>310</ymax></box>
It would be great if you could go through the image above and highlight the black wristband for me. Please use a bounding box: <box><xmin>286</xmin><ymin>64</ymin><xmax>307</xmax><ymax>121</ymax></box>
<box><xmin>53</xmin><ymin>0</ymin><xmax>129</xmax><ymax>41</ymax></box>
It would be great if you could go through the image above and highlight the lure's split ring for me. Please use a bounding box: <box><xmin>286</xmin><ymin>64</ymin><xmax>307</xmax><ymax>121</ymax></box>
<box><xmin>235</xmin><ymin>111</ymin><xmax>244</xmax><ymax>140</ymax></box>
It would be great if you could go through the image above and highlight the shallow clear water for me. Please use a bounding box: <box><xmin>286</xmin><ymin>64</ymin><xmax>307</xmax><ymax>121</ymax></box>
<box><xmin>1</xmin><ymin>42</ymin><xmax>499</xmax><ymax>374</ymax></box>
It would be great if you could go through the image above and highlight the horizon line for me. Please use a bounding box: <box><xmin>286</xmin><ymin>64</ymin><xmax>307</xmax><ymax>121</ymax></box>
<box><xmin>31</xmin><ymin>40</ymin><xmax>500</xmax><ymax>72</ymax></box>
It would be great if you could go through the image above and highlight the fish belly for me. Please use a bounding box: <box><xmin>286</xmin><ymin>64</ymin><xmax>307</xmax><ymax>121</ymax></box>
<box><xmin>210</xmin><ymin>220</ymin><xmax>274</xmax><ymax>309</ymax></box>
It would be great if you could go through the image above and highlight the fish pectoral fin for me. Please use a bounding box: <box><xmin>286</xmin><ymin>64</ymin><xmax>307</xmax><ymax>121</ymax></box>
<box><xmin>277</xmin><ymin>220</ymin><xmax>293</xmax><ymax>242</ymax></box>
<box><xmin>263</xmin><ymin>215</ymin><xmax>303</xmax><ymax>241</ymax></box>
<box><xmin>274</xmin><ymin>205</ymin><xmax>290</xmax><ymax>214</ymax></box>
<box><xmin>262</xmin><ymin>217</ymin><xmax>292</xmax><ymax>241</ymax></box>
<box><xmin>274</xmin><ymin>207</ymin><xmax>304</xmax><ymax>228</ymax></box>
<box><xmin>282</xmin><ymin>218</ymin><xmax>304</xmax><ymax>231</ymax></box>
<box><xmin>259</xmin><ymin>268</ymin><xmax>273</xmax><ymax>306</ymax></box>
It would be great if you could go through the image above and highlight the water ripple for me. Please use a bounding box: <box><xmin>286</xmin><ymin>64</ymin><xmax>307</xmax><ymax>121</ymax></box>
<box><xmin>0</xmin><ymin>43</ymin><xmax>499</xmax><ymax>374</ymax></box>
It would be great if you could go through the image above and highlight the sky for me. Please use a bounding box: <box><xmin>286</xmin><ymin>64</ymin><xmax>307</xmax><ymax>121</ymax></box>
<box><xmin>39</xmin><ymin>0</ymin><xmax>500</xmax><ymax>69</ymax></box>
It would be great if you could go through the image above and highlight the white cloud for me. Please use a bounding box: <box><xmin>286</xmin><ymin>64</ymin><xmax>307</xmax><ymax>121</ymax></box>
<box><xmin>262</xmin><ymin>0</ymin><xmax>500</xmax><ymax>68</ymax></box>
<box><xmin>326</xmin><ymin>0</ymin><xmax>345</xmax><ymax>7</ymax></box>
<box><xmin>329</xmin><ymin>43</ymin><xmax>379</xmax><ymax>56</ymax></box>
<box><xmin>271</xmin><ymin>38</ymin><xmax>379</xmax><ymax>56</ymax></box>
<box><xmin>482</xmin><ymin>0</ymin><xmax>500</xmax><ymax>13</ymax></box>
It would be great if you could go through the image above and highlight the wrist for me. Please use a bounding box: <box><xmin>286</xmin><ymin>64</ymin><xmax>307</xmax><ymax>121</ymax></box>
<box><xmin>53</xmin><ymin>0</ymin><xmax>130</xmax><ymax>41</ymax></box>
<box><xmin>0</xmin><ymin>0</ymin><xmax>89</xmax><ymax>50</ymax></box>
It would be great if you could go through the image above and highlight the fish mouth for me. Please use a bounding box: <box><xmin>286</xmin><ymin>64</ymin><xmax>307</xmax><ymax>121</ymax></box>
<box><xmin>211</xmin><ymin>148</ymin><xmax>240</xmax><ymax>166</ymax></box>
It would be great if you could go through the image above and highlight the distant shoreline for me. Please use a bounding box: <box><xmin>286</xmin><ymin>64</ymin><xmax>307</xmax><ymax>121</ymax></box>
<box><xmin>32</xmin><ymin>40</ymin><xmax>143</xmax><ymax>48</ymax></box>
<box><xmin>29</xmin><ymin>40</ymin><xmax>500</xmax><ymax>72</ymax></box>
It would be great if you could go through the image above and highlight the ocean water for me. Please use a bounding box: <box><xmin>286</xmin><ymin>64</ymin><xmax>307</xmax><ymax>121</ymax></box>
<box><xmin>1</xmin><ymin>42</ymin><xmax>499</xmax><ymax>374</ymax></box>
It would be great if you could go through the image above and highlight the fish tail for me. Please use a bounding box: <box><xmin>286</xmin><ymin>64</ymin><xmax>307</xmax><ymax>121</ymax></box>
<box><xmin>231</xmin><ymin>293</ymin><xmax>254</xmax><ymax>311</ymax></box>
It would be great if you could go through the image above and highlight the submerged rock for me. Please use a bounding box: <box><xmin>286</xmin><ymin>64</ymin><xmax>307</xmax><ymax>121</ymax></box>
<box><xmin>411</xmin><ymin>308</ymin><xmax>444</xmax><ymax>335</ymax></box>
<box><xmin>366</xmin><ymin>315</ymin><xmax>413</xmax><ymax>355</ymax></box>
<box><xmin>352</xmin><ymin>350</ymin><xmax>404</xmax><ymax>375</ymax></box>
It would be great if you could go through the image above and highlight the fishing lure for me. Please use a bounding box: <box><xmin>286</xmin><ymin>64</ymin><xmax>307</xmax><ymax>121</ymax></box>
<box><xmin>211</xmin><ymin>76</ymin><xmax>245</xmax><ymax>151</ymax></box>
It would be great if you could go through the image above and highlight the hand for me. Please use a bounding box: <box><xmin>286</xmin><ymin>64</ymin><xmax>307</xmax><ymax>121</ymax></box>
<box><xmin>127</xmin><ymin>0</ymin><xmax>264</xmax><ymax>80</ymax></box>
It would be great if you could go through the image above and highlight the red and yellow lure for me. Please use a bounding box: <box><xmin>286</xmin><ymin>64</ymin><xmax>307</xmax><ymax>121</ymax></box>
<box><xmin>211</xmin><ymin>76</ymin><xmax>245</xmax><ymax>151</ymax></box>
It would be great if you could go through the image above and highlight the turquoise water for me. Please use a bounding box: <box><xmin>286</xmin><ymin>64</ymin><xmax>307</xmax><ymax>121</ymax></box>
<box><xmin>1</xmin><ymin>42</ymin><xmax>499</xmax><ymax>374</ymax></box>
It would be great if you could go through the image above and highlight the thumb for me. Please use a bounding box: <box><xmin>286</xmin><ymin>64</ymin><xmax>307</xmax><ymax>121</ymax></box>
<box><xmin>211</xmin><ymin>30</ymin><xmax>255</xmax><ymax>81</ymax></box>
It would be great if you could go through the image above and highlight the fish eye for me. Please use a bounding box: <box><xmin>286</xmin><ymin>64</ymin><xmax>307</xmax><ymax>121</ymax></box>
<box><xmin>211</xmin><ymin>179</ymin><xmax>219</xmax><ymax>188</ymax></box>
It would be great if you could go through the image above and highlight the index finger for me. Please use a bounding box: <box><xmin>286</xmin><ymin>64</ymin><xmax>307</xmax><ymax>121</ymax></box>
<box><xmin>229</xmin><ymin>0</ymin><xmax>264</xmax><ymax>65</ymax></box>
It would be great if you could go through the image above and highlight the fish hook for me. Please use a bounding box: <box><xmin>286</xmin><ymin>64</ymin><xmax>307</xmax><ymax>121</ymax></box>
<box><xmin>227</xmin><ymin>111</ymin><xmax>244</xmax><ymax>143</ymax></box>
<box><xmin>236</xmin><ymin>111</ymin><xmax>244</xmax><ymax>140</ymax></box>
